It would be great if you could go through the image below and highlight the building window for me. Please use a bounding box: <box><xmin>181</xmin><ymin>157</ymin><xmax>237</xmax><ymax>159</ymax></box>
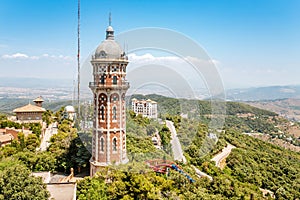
<box><xmin>113</xmin><ymin>76</ymin><xmax>117</xmax><ymax>85</ymax></box>
<box><xmin>113</xmin><ymin>95</ymin><xmax>118</xmax><ymax>101</ymax></box>
<box><xmin>100</xmin><ymin>106</ymin><xmax>105</xmax><ymax>120</ymax></box>
<box><xmin>100</xmin><ymin>96</ymin><xmax>106</xmax><ymax>101</ymax></box>
<box><xmin>111</xmin><ymin>66</ymin><xmax>118</xmax><ymax>72</ymax></box>
<box><xmin>113</xmin><ymin>106</ymin><xmax>117</xmax><ymax>120</ymax></box>
<box><xmin>100</xmin><ymin>137</ymin><xmax>104</xmax><ymax>152</ymax></box>
<box><xmin>100</xmin><ymin>75</ymin><xmax>105</xmax><ymax>84</ymax></box>
<box><xmin>113</xmin><ymin>138</ymin><xmax>117</xmax><ymax>151</ymax></box>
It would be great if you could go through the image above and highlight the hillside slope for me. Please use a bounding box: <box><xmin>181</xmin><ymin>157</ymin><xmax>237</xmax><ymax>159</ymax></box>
<box><xmin>131</xmin><ymin>94</ymin><xmax>300</xmax><ymax>151</ymax></box>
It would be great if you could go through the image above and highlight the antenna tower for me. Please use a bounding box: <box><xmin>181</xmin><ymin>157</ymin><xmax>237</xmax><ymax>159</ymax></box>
<box><xmin>77</xmin><ymin>0</ymin><xmax>81</xmax><ymax>116</ymax></box>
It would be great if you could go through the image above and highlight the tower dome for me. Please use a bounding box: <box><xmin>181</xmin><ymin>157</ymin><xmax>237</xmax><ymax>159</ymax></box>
<box><xmin>94</xmin><ymin>25</ymin><xmax>125</xmax><ymax>60</ymax></box>
<box><xmin>106</xmin><ymin>25</ymin><xmax>114</xmax><ymax>32</ymax></box>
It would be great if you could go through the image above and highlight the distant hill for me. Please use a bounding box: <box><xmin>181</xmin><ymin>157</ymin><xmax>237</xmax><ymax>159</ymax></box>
<box><xmin>130</xmin><ymin>93</ymin><xmax>277</xmax><ymax>117</ymax></box>
<box><xmin>0</xmin><ymin>77</ymin><xmax>73</xmax><ymax>89</ymax></box>
<box><xmin>246</xmin><ymin>98</ymin><xmax>300</xmax><ymax>121</ymax></box>
<box><xmin>130</xmin><ymin>94</ymin><xmax>300</xmax><ymax>153</ymax></box>
<box><xmin>226</xmin><ymin>85</ymin><xmax>300</xmax><ymax>101</ymax></box>
<box><xmin>0</xmin><ymin>98</ymin><xmax>73</xmax><ymax>114</ymax></box>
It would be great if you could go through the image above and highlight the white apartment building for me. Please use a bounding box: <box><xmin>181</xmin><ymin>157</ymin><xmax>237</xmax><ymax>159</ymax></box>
<box><xmin>131</xmin><ymin>98</ymin><xmax>158</xmax><ymax>119</ymax></box>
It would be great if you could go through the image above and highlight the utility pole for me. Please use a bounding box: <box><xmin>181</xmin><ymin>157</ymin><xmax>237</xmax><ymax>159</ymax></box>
<box><xmin>77</xmin><ymin>0</ymin><xmax>81</xmax><ymax>116</ymax></box>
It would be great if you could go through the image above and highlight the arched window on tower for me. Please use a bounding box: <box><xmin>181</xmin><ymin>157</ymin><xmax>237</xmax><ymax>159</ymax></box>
<box><xmin>100</xmin><ymin>106</ymin><xmax>105</xmax><ymax>120</ymax></box>
<box><xmin>100</xmin><ymin>75</ymin><xmax>105</xmax><ymax>84</ymax></box>
<box><xmin>112</xmin><ymin>106</ymin><xmax>117</xmax><ymax>120</ymax></box>
<box><xmin>113</xmin><ymin>95</ymin><xmax>118</xmax><ymax>101</ymax></box>
<box><xmin>113</xmin><ymin>76</ymin><xmax>117</xmax><ymax>85</ymax></box>
<box><xmin>100</xmin><ymin>137</ymin><xmax>104</xmax><ymax>152</ymax></box>
<box><xmin>113</xmin><ymin>138</ymin><xmax>117</xmax><ymax>151</ymax></box>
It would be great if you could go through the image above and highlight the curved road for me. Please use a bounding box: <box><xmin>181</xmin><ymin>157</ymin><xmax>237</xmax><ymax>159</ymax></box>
<box><xmin>166</xmin><ymin>120</ymin><xmax>213</xmax><ymax>180</ymax></box>
<box><xmin>166</xmin><ymin>120</ymin><xmax>187</xmax><ymax>163</ymax></box>
<box><xmin>211</xmin><ymin>143</ymin><xmax>236</xmax><ymax>168</ymax></box>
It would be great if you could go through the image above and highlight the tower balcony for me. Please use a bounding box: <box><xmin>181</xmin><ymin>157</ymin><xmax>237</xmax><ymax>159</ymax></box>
<box><xmin>89</xmin><ymin>81</ymin><xmax>130</xmax><ymax>90</ymax></box>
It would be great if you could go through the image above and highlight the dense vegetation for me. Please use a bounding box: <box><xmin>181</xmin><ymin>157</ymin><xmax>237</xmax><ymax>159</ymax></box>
<box><xmin>129</xmin><ymin>94</ymin><xmax>277</xmax><ymax>117</ymax></box>
<box><xmin>0</xmin><ymin>120</ymin><xmax>42</xmax><ymax>137</ymax></box>
<box><xmin>78</xmin><ymin>126</ymin><xmax>299</xmax><ymax>199</ymax></box>
<box><xmin>223</xmin><ymin>130</ymin><xmax>300</xmax><ymax>199</ymax></box>
<box><xmin>0</xmin><ymin>120</ymin><xmax>90</xmax><ymax>174</ymax></box>
<box><xmin>47</xmin><ymin>119</ymin><xmax>91</xmax><ymax>173</ymax></box>
<box><xmin>126</xmin><ymin>110</ymin><xmax>172</xmax><ymax>162</ymax></box>
<box><xmin>0</xmin><ymin>164</ymin><xmax>50</xmax><ymax>200</ymax></box>
<box><xmin>0</xmin><ymin>109</ymin><xmax>91</xmax><ymax>200</ymax></box>
<box><xmin>0</xmin><ymin>94</ymin><xmax>299</xmax><ymax>199</ymax></box>
<box><xmin>129</xmin><ymin>94</ymin><xmax>283</xmax><ymax>135</ymax></box>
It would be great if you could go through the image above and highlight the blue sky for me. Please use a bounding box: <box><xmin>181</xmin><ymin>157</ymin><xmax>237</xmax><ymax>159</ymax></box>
<box><xmin>0</xmin><ymin>0</ymin><xmax>299</xmax><ymax>88</ymax></box>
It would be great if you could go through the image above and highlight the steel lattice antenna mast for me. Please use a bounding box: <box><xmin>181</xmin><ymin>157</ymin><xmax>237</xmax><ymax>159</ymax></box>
<box><xmin>77</xmin><ymin>0</ymin><xmax>81</xmax><ymax>116</ymax></box>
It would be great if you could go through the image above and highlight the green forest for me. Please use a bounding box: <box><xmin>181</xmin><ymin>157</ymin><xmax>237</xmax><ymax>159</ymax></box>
<box><xmin>0</xmin><ymin>94</ymin><xmax>299</xmax><ymax>199</ymax></box>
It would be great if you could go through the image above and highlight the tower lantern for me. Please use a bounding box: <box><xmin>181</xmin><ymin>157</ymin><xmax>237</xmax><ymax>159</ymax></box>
<box><xmin>33</xmin><ymin>96</ymin><xmax>44</xmax><ymax>107</ymax></box>
<box><xmin>89</xmin><ymin>21</ymin><xmax>129</xmax><ymax>176</ymax></box>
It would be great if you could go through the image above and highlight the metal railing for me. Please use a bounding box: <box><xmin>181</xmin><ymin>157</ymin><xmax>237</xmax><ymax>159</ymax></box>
<box><xmin>89</xmin><ymin>81</ymin><xmax>129</xmax><ymax>89</ymax></box>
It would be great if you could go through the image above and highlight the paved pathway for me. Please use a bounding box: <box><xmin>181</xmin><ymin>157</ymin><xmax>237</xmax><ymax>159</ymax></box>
<box><xmin>165</xmin><ymin>120</ymin><xmax>214</xmax><ymax>181</ymax></box>
<box><xmin>211</xmin><ymin>143</ymin><xmax>236</xmax><ymax>168</ymax></box>
<box><xmin>192</xmin><ymin>165</ymin><xmax>213</xmax><ymax>181</ymax></box>
<box><xmin>166</xmin><ymin>120</ymin><xmax>187</xmax><ymax>163</ymax></box>
<box><xmin>39</xmin><ymin>123</ymin><xmax>58</xmax><ymax>151</ymax></box>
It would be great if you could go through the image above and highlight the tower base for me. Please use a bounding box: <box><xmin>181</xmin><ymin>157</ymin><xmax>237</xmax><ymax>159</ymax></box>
<box><xmin>90</xmin><ymin>157</ymin><xmax>129</xmax><ymax>177</ymax></box>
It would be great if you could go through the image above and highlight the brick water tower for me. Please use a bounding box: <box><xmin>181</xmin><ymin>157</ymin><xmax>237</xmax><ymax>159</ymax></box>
<box><xmin>89</xmin><ymin>23</ymin><xmax>129</xmax><ymax>176</ymax></box>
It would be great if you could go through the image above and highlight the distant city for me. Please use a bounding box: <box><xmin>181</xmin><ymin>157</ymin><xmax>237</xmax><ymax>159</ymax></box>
<box><xmin>3</xmin><ymin>76</ymin><xmax>300</xmax><ymax>101</ymax></box>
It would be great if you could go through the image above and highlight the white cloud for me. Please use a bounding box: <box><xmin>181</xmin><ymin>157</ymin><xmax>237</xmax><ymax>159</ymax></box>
<box><xmin>30</xmin><ymin>56</ymin><xmax>39</xmax><ymax>60</ymax></box>
<box><xmin>62</xmin><ymin>55</ymin><xmax>73</xmax><ymax>61</ymax></box>
<box><xmin>1</xmin><ymin>53</ymin><xmax>74</xmax><ymax>61</ymax></box>
<box><xmin>128</xmin><ymin>53</ymin><xmax>179</xmax><ymax>63</ymax></box>
<box><xmin>129</xmin><ymin>53</ymin><xmax>173</xmax><ymax>61</ymax></box>
<box><xmin>211</xmin><ymin>59</ymin><xmax>220</xmax><ymax>66</ymax></box>
<box><xmin>126</xmin><ymin>53</ymin><xmax>222</xmax><ymax>89</ymax></box>
<box><xmin>128</xmin><ymin>53</ymin><xmax>220</xmax><ymax>66</ymax></box>
<box><xmin>44</xmin><ymin>54</ymin><xmax>73</xmax><ymax>61</ymax></box>
<box><xmin>0</xmin><ymin>52</ymin><xmax>77</xmax><ymax>79</ymax></box>
<box><xmin>2</xmin><ymin>53</ymin><xmax>29</xmax><ymax>59</ymax></box>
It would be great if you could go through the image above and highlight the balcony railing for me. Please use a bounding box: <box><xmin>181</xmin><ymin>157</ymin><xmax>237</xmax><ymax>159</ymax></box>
<box><xmin>89</xmin><ymin>81</ymin><xmax>130</xmax><ymax>90</ymax></box>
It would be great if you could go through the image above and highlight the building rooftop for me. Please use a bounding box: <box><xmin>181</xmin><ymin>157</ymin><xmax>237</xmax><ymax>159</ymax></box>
<box><xmin>93</xmin><ymin>25</ymin><xmax>126</xmax><ymax>60</ymax></box>
<box><xmin>47</xmin><ymin>183</ymin><xmax>76</xmax><ymax>200</ymax></box>
<box><xmin>0</xmin><ymin>134</ymin><xmax>14</xmax><ymax>143</ymax></box>
<box><xmin>132</xmin><ymin>98</ymin><xmax>157</xmax><ymax>104</ymax></box>
<box><xmin>147</xmin><ymin>99</ymin><xmax>157</xmax><ymax>104</ymax></box>
<box><xmin>32</xmin><ymin>172</ymin><xmax>51</xmax><ymax>184</ymax></box>
<box><xmin>13</xmin><ymin>103</ymin><xmax>46</xmax><ymax>113</ymax></box>
<box><xmin>33</xmin><ymin>96</ymin><xmax>44</xmax><ymax>102</ymax></box>
<box><xmin>4</xmin><ymin>127</ymin><xmax>33</xmax><ymax>137</ymax></box>
<box><xmin>65</xmin><ymin>105</ymin><xmax>75</xmax><ymax>113</ymax></box>
<box><xmin>33</xmin><ymin>171</ymin><xmax>77</xmax><ymax>200</ymax></box>
<box><xmin>94</xmin><ymin>39</ymin><xmax>124</xmax><ymax>60</ymax></box>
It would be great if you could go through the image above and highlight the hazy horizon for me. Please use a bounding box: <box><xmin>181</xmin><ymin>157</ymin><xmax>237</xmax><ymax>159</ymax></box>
<box><xmin>2</xmin><ymin>75</ymin><xmax>300</xmax><ymax>90</ymax></box>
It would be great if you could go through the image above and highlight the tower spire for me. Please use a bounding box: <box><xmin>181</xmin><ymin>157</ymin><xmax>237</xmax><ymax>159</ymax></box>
<box><xmin>106</xmin><ymin>12</ymin><xmax>114</xmax><ymax>40</ymax></box>
<box><xmin>109</xmin><ymin>12</ymin><xmax>111</xmax><ymax>26</ymax></box>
